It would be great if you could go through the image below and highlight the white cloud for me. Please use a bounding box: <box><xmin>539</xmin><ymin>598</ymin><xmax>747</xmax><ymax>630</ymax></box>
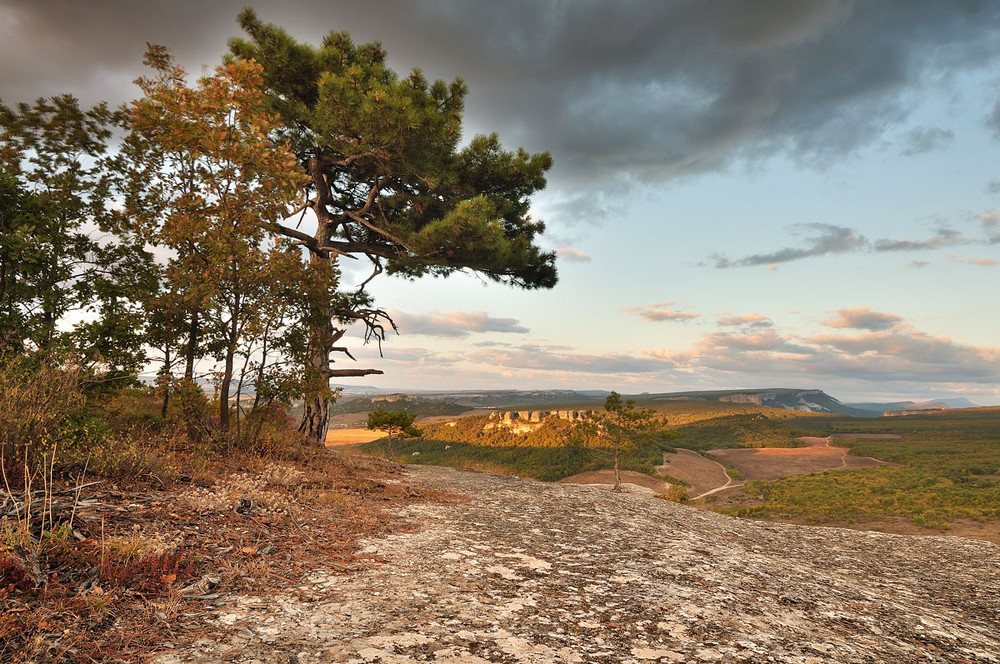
<box><xmin>645</xmin><ymin>324</ymin><xmax>1000</xmax><ymax>386</ymax></box>
<box><xmin>717</xmin><ymin>313</ymin><xmax>772</xmax><ymax>328</ymax></box>
<box><xmin>390</xmin><ymin>310</ymin><xmax>529</xmax><ymax>337</ymax></box>
<box><xmin>554</xmin><ymin>247</ymin><xmax>592</xmax><ymax>263</ymax></box>
<box><xmin>624</xmin><ymin>301</ymin><xmax>701</xmax><ymax>323</ymax></box>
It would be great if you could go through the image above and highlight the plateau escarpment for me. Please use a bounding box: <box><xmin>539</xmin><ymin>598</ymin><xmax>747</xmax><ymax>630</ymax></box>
<box><xmin>158</xmin><ymin>465</ymin><xmax>1000</xmax><ymax>664</ymax></box>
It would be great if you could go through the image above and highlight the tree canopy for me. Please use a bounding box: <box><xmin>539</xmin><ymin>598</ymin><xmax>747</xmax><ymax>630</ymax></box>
<box><xmin>0</xmin><ymin>11</ymin><xmax>559</xmax><ymax>450</ymax></box>
<box><xmin>227</xmin><ymin>10</ymin><xmax>558</xmax><ymax>444</ymax></box>
<box><xmin>367</xmin><ymin>406</ymin><xmax>421</xmax><ymax>459</ymax></box>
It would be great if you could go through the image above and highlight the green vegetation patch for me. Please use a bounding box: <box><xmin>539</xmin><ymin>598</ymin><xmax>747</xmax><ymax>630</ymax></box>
<box><xmin>721</xmin><ymin>408</ymin><xmax>1000</xmax><ymax>528</ymax></box>
<box><xmin>669</xmin><ymin>413</ymin><xmax>804</xmax><ymax>451</ymax></box>
<box><xmin>723</xmin><ymin>467</ymin><xmax>1000</xmax><ymax>529</ymax></box>
<box><xmin>358</xmin><ymin>435</ymin><xmax>679</xmax><ymax>482</ymax></box>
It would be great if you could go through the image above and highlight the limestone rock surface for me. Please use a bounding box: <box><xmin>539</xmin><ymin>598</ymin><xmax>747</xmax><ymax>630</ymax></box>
<box><xmin>157</xmin><ymin>465</ymin><xmax>1000</xmax><ymax>663</ymax></box>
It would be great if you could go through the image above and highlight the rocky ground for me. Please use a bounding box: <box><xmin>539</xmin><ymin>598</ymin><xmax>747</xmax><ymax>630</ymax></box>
<box><xmin>156</xmin><ymin>465</ymin><xmax>1000</xmax><ymax>664</ymax></box>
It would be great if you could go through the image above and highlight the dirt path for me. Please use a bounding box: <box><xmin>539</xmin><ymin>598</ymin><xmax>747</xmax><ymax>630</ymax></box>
<box><xmin>657</xmin><ymin>448</ymin><xmax>731</xmax><ymax>496</ymax></box>
<box><xmin>155</xmin><ymin>465</ymin><xmax>1000</xmax><ymax>664</ymax></box>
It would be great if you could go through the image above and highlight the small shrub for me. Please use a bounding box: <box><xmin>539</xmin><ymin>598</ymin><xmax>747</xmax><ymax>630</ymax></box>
<box><xmin>661</xmin><ymin>484</ymin><xmax>689</xmax><ymax>503</ymax></box>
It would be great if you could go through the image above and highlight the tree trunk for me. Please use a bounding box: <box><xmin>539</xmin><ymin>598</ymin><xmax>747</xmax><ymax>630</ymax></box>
<box><xmin>219</xmin><ymin>346</ymin><xmax>235</xmax><ymax>435</ymax></box>
<box><xmin>299</xmin><ymin>328</ymin><xmax>332</xmax><ymax>447</ymax></box>
<box><xmin>159</xmin><ymin>348</ymin><xmax>171</xmax><ymax>419</ymax></box>
<box><xmin>613</xmin><ymin>444</ymin><xmax>622</xmax><ymax>492</ymax></box>
<box><xmin>386</xmin><ymin>429</ymin><xmax>394</xmax><ymax>460</ymax></box>
<box><xmin>184</xmin><ymin>311</ymin><xmax>199</xmax><ymax>380</ymax></box>
<box><xmin>296</xmin><ymin>157</ymin><xmax>384</xmax><ymax>446</ymax></box>
<box><xmin>218</xmin><ymin>307</ymin><xmax>239</xmax><ymax>436</ymax></box>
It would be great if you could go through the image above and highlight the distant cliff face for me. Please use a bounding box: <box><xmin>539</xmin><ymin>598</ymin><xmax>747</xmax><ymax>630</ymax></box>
<box><xmin>484</xmin><ymin>409</ymin><xmax>587</xmax><ymax>434</ymax></box>
<box><xmin>718</xmin><ymin>389</ymin><xmax>843</xmax><ymax>413</ymax></box>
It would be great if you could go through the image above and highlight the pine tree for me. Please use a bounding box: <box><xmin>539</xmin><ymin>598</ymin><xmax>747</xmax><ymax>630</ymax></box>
<box><xmin>228</xmin><ymin>10</ymin><xmax>558</xmax><ymax>445</ymax></box>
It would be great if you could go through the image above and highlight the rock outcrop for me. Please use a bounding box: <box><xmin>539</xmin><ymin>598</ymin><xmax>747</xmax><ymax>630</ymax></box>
<box><xmin>484</xmin><ymin>410</ymin><xmax>588</xmax><ymax>434</ymax></box>
<box><xmin>157</xmin><ymin>465</ymin><xmax>1000</xmax><ymax>663</ymax></box>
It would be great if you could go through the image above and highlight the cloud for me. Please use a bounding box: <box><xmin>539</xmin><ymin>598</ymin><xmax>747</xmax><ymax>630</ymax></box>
<box><xmin>554</xmin><ymin>247</ymin><xmax>591</xmax><ymax>263</ymax></box>
<box><xmin>390</xmin><ymin>310</ymin><xmax>529</xmax><ymax>337</ymax></box>
<box><xmin>872</xmin><ymin>228</ymin><xmax>963</xmax><ymax>252</ymax></box>
<box><xmin>624</xmin><ymin>302</ymin><xmax>701</xmax><ymax>323</ymax></box>
<box><xmin>900</xmin><ymin>126</ymin><xmax>954</xmax><ymax>156</ymax></box>
<box><xmin>948</xmin><ymin>254</ymin><xmax>998</xmax><ymax>267</ymax></box>
<box><xmin>978</xmin><ymin>209</ymin><xmax>1000</xmax><ymax>228</ymax></box>
<box><xmin>822</xmin><ymin>307</ymin><xmax>903</xmax><ymax>331</ymax></box>
<box><xmin>714</xmin><ymin>224</ymin><xmax>981</xmax><ymax>268</ymax></box>
<box><xmin>905</xmin><ymin>260</ymin><xmax>930</xmax><ymax>268</ymax></box>
<box><xmin>717</xmin><ymin>313</ymin><xmax>773</xmax><ymax>328</ymax></box>
<box><xmin>988</xmin><ymin>98</ymin><xmax>1000</xmax><ymax>139</ymax></box>
<box><xmin>4</xmin><ymin>0</ymin><xmax>1000</xmax><ymax>200</ymax></box>
<box><xmin>712</xmin><ymin>224</ymin><xmax>865</xmax><ymax>267</ymax></box>
<box><xmin>646</xmin><ymin>325</ymin><xmax>1000</xmax><ymax>386</ymax></box>
<box><xmin>470</xmin><ymin>344</ymin><xmax>671</xmax><ymax>375</ymax></box>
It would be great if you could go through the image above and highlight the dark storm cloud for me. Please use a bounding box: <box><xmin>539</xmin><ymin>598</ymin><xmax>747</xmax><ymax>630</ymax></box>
<box><xmin>4</xmin><ymin>1</ymin><xmax>999</xmax><ymax>198</ymax></box>
<box><xmin>988</xmin><ymin>99</ymin><xmax>1000</xmax><ymax>139</ymax></box>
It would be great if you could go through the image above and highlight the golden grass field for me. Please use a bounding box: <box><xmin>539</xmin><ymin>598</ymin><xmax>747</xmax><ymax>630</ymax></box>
<box><xmin>325</xmin><ymin>427</ymin><xmax>387</xmax><ymax>446</ymax></box>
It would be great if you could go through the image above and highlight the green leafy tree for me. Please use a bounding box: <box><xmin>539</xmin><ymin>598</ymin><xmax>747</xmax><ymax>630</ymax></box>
<box><xmin>121</xmin><ymin>46</ymin><xmax>310</xmax><ymax>437</ymax></box>
<box><xmin>0</xmin><ymin>96</ymin><xmax>151</xmax><ymax>378</ymax></box>
<box><xmin>367</xmin><ymin>407</ymin><xmax>421</xmax><ymax>459</ymax></box>
<box><xmin>578</xmin><ymin>392</ymin><xmax>667</xmax><ymax>492</ymax></box>
<box><xmin>228</xmin><ymin>10</ymin><xmax>558</xmax><ymax>445</ymax></box>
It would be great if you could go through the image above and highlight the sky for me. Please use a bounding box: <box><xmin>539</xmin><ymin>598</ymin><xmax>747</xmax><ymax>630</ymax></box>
<box><xmin>3</xmin><ymin>0</ymin><xmax>1000</xmax><ymax>404</ymax></box>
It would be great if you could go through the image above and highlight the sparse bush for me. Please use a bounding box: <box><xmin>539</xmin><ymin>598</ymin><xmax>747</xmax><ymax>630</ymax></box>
<box><xmin>0</xmin><ymin>352</ymin><xmax>86</xmax><ymax>474</ymax></box>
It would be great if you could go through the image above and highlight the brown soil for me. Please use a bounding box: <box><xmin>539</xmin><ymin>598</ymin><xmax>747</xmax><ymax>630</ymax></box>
<box><xmin>711</xmin><ymin>437</ymin><xmax>885</xmax><ymax>481</ymax></box>
<box><xmin>558</xmin><ymin>469</ymin><xmax>670</xmax><ymax>493</ymax></box>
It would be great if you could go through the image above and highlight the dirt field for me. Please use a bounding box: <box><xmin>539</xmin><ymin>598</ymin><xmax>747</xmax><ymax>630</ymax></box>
<box><xmin>325</xmin><ymin>427</ymin><xmax>387</xmax><ymax>446</ymax></box>
<box><xmin>710</xmin><ymin>437</ymin><xmax>886</xmax><ymax>481</ymax></box>
<box><xmin>656</xmin><ymin>449</ymin><xmax>730</xmax><ymax>496</ymax></box>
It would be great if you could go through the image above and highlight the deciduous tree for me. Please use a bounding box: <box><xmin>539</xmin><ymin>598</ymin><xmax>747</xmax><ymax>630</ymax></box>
<box><xmin>122</xmin><ymin>46</ymin><xmax>309</xmax><ymax>436</ymax></box>
<box><xmin>228</xmin><ymin>10</ymin><xmax>558</xmax><ymax>445</ymax></box>
<box><xmin>0</xmin><ymin>96</ymin><xmax>150</xmax><ymax>378</ymax></box>
<box><xmin>366</xmin><ymin>407</ymin><xmax>421</xmax><ymax>459</ymax></box>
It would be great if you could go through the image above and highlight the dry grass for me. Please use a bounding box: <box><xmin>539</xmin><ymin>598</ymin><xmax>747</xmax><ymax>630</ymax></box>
<box><xmin>325</xmin><ymin>428</ymin><xmax>388</xmax><ymax>446</ymax></box>
<box><xmin>0</xmin><ymin>446</ymin><xmax>427</xmax><ymax>663</ymax></box>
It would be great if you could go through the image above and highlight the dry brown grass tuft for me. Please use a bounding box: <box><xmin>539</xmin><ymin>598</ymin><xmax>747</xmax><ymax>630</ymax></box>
<box><xmin>1</xmin><ymin>442</ymin><xmax>425</xmax><ymax>662</ymax></box>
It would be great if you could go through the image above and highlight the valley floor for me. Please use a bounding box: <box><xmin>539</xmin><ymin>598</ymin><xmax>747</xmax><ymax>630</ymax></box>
<box><xmin>157</xmin><ymin>465</ymin><xmax>1000</xmax><ymax>664</ymax></box>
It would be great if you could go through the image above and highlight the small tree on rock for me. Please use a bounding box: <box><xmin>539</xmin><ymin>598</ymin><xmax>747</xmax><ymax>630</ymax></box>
<box><xmin>366</xmin><ymin>407</ymin><xmax>421</xmax><ymax>460</ymax></box>
<box><xmin>578</xmin><ymin>392</ymin><xmax>666</xmax><ymax>492</ymax></box>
